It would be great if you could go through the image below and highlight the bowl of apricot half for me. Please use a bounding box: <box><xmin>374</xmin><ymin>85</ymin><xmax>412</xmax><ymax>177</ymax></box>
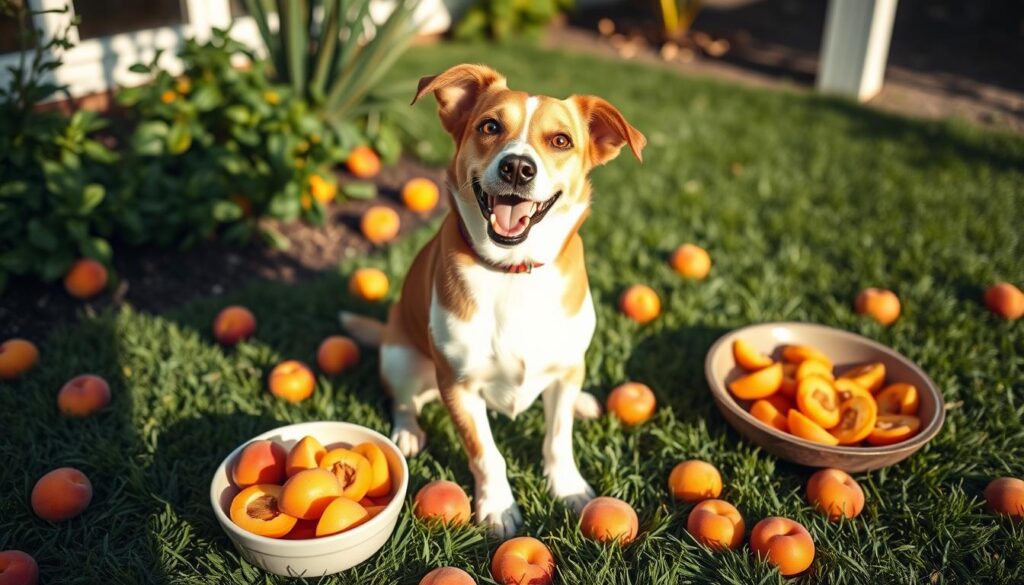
<box><xmin>705</xmin><ymin>322</ymin><xmax>945</xmax><ymax>472</ymax></box>
<box><xmin>209</xmin><ymin>421</ymin><xmax>408</xmax><ymax>577</ymax></box>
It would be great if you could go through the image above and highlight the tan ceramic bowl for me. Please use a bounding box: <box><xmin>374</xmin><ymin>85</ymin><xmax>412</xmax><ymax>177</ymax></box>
<box><xmin>705</xmin><ymin>322</ymin><xmax>945</xmax><ymax>472</ymax></box>
<box><xmin>210</xmin><ymin>421</ymin><xmax>408</xmax><ymax>577</ymax></box>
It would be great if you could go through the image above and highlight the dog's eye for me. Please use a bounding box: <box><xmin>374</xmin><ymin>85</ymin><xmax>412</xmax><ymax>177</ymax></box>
<box><xmin>478</xmin><ymin>119</ymin><xmax>502</xmax><ymax>135</ymax></box>
<box><xmin>551</xmin><ymin>133</ymin><xmax>572</xmax><ymax>150</ymax></box>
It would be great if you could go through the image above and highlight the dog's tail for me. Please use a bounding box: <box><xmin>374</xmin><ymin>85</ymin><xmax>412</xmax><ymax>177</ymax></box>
<box><xmin>339</xmin><ymin>311</ymin><xmax>385</xmax><ymax>348</ymax></box>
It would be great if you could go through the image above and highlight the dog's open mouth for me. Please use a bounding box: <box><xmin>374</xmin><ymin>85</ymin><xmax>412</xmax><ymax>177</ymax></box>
<box><xmin>473</xmin><ymin>178</ymin><xmax>561</xmax><ymax>246</ymax></box>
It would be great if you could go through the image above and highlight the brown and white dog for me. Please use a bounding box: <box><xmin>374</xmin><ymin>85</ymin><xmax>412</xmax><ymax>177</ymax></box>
<box><xmin>341</xmin><ymin>64</ymin><xmax>645</xmax><ymax>537</ymax></box>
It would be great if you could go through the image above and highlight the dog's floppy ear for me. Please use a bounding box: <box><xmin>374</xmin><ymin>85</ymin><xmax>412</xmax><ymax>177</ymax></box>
<box><xmin>412</xmin><ymin>64</ymin><xmax>507</xmax><ymax>140</ymax></box>
<box><xmin>572</xmin><ymin>95</ymin><xmax>646</xmax><ymax>166</ymax></box>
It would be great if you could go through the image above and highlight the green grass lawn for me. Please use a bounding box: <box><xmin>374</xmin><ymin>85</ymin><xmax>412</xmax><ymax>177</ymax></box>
<box><xmin>3</xmin><ymin>42</ymin><xmax>1024</xmax><ymax>584</ymax></box>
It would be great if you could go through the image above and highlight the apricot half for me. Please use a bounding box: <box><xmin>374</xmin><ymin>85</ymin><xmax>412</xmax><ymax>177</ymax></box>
<box><xmin>268</xmin><ymin>360</ymin><xmax>316</xmax><ymax>403</ymax></box>
<box><xmin>490</xmin><ymin>537</ymin><xmax>555</xmax><ymax>585</ymax></box>
<box><xmin>829</xmin><ymin>395</ymin><xmax>877</xmax><ymax>445</ymax></box>
<box><xmin>838</xmin><ymin>362</ymin><xmax>886</xmax><ymax>393</ymax></box>
<box><xmin>606</xmin><ymin>382</ymin><xmax>657</xmax><ymax>425</ymax></box>
<box><xmin>232</xmin><ymin>440</ymin><xmax>287</xmax><ymax>487</ymax></box>
<box><xmin>806</xmin><ymin>468</ymin><xmax>865</xmax><ymax>520</ymax></box>
<box><xmin>750</xmin><ymin>398</ymin><xmax>789</xmax><ymax>433</ymax></box>
<box><xmin>794</xmin><ymin>359</ymin><xmax>835</xmax><ymax>383</ymax></box>
<box><xmin>832</xmin><ymin>378</ymin><xmax>873</xmax><ymax>404</ymax></box>
<box><xmin>875</xmin><ymin>383</ymin><xmax>919</xmax><ymax>416</ymax></box>
<box><xmin>579</xmin><ymin>496</ymin><xmax>639</xmax><ymax>545</ymax></box>
<box><xmin>732</xmin><ymin>339</ymin><xmax>773</xmax><ymax>371</ymax></box>
<box><xmin>750</xmin><ymin>517</ymin><xmax>815</xmax><ymax>576</ymax></box>
<box><xmin>414</xmin><ymin>480</ymin><xmax>471</xmax><ymax>525</ymax></box>
<box><xmin>686</xmin><ymin>499</ymin><xmax>745</xmax><ymax>550</ymax></box>
<box><xmin>420</xmin><ymin>567</ymin><xmax>476</xmax><ymax>585</ymax></box>
<box><xmin>279</xmin><ymin>468</ymin><xmax>343</xmax><ymax>520</ymax></box>
<box><xmin>728</xmin><ymin>362</ymin><xmax>783</xmax><ymax>400</ymax></box>
<box><xmin>782</xmin><ymin>345</ymin><xmax>833</xmax><ymax>370</ymax></box>
<box><xmin>283</xmin><ymin>519</ymin><xmax>319</xmax><ymax>540</ymax></box>
<box><xmin>796</xmin><ymin>377</ymin><xmax>840</xmax><ymax>429</ymax></box>
<box><xmin>285</xmin><ymin>436</ymin><xmax>326</xmax><ymax>477</ymax></box>
<box><xmin>866</xmin><ymin>415</ymin><xmax>920</xmax><ymax>446</ymax></box>
<box><xmin>31</xmin><ymin>467</ymin><xmax>92</xmax><ymax>522</ymax></box>
<box><xmin>0</xmin><ymin>550</ymin><xmax>38</xmax><ymax>585</ymax></box>
<box><xmin>0</xmin><ymin>338</ymin><xmax>39</xmax><ymax>380</ymax></box>
<box><xmin>984</xmin><ymin>477</ymin><xmax>1024</xmax><ymax>520</ymax></box>
<box><xmin>787</xmin><ymin>409</ymin><xmax>839</xmax><ymax>446</ymax></box>
<box><xmin>668</xmin><ymin>460</ymin><xmax>722</xmax><ymax>503</ymax></box>
<box><xmin>315</xmin><ymin>496</ymin><xmax>371</xmax><ymax>537</ymax></box>
<box><xmin>57</xmin><ymin>374</ymin><xmax>111</xmax><ymax>417</ymax></box>
<box><xmin>353</xmin><ymin>442</ymin><xmax>392</xmax><ymax>498</ymax></box>
<box><xmin>229</xmin><ymin>484</ymin><xmax>298</xmax><ymax>538</ymax></box>
<box><xmin>319</xmin><ymin>448</ymin><xmax>373</xmax><ymax>502</ymax></box>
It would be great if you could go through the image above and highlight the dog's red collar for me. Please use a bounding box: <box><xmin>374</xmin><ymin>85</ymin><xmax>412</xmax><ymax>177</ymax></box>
<box><xmin>456</xmin><ymin>217</ymin><xmax>543</xmax><ymax>274</ymax></box>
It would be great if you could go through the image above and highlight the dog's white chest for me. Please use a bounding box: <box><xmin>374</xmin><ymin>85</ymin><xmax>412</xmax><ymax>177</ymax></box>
<box><xmin>430</xmin><ymin>264</ymin><xmax>595</xmax><ymax>418</ymax></box>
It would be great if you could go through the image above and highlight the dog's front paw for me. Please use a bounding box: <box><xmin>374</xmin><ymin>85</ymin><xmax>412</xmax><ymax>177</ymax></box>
<box><xmin>476</xmin><ymin>484</ymin><xmax>522</xmax><ymax>539</ymax></box>
<box><xmin>390</xmin><ymin>418</ymin><xmax>426</xmax><ymax>457</ymax></box>
<box><xmin>546</xmin><ymin>467</ymin><xmax>595</xmax><ymax>513</ymax></box>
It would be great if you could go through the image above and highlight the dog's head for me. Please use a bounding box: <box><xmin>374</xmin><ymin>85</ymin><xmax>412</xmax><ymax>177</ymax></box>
<box><xmin>413</xmin><ymin>64</ymin><xmax>645</xmax><ymax>267</ymax></box>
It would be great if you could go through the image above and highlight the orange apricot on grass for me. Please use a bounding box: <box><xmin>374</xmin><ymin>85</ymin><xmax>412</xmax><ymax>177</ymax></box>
<box><xmin>285</xmin><ymin>435</ymin><xmax>326</xmax><ymax>477</ymax></box>
<box><xmin>984</xmin><ymin>477</ymin><xmax>1024</xmax><ymax>520</ymax></box>
<box><xmin>268</xmin><ymin>360</ymin><xmax>316</xmax><ymax>403</ymax></box>
<box><xmin>31</xmin><ymin>467</ymin><xmax>92</xmax><ymax>522</ymax></box>
<box><xmin>749</xmin><ymin>517</ymin><xmax>815</xmax><ymax>576</ymax></box>
<box><xmin>57</xmin><ymin>374</ymin><xmax>111</xmax><ymax>417</ymax></box>
<box><xmin>787</xmin><ymin>409</ymin><xmax>839</xmax><ymax>446</ymax></box>
<box><xmin>732</xmin><ymin>339</ymin><xmax>773</xmax><ymax>371</ymax></box>
<box><xmin>279</xmin><ymin>468</ymin><xmax>343</xmax><ymax>520</ymax></box>
<box><xmin>232</xmin><ymin>440</ymin><xmax>287</xmax><ymax>487</ymax></box>
<box><xmin>855</xmin><ymin>287</ymin><xmax>901</xmax><ymax>326</ymax></box>
<box><xmin>349</xmin><ymin>267</ymin><xmax>389</xmax><ymax>301</ymax></box>
<box><xmin>490</xmin><ymin>536</ymin><xmax>555</xmax><ymax>585</ymax></box>
<box><xmin>686</xmin><ymin>499</ymin><xmax>745</xmax><ymax>550</ymax></box>
<box><xmin>865</xmin><ymin>415</ymin><xmax>920</xmax><ymax>446</ymax></box>
<box><xmin>875</xmin><ymin>383</ymin><xmax>920</xmax><ymax>416</ymax></box>
<box><xmin>670</xmin><ymin>243</ymin><xmax>711</xmax><ymax>280</ymax></box>
<box><xmin>315</xmin><ymin>496</ymin><xmax>371</xmax><ymax>537</ymax></box>
<box><xmin>606</xmin><ymin>382</ymin><xmax>657</xmax><ymax>425</ymax></box>
<box><xmin>229</xmin><ymin>484</ymin><xmax>298</xmax><ymax>538</ymax></box>
<box><xmin>0</xmin><ymin>550</ymin><xmax>38</xmax><ymax>585</ymax></box>
<box><xmin>361</xmin><ymin>205</ymin><xmax>400</xmax><ymax>245</ymax></box>
<box><xmin>728</xmin><ymin>362</ymin><xmax>783</xmax><ymax>400</ymax></box>
<box><xmin>346</xmin><ymin>145</ymin><xmax>381</xmax><ymax>179</ymax></box>
<box><xmin>794</xmin><ymin>359</ymin><xmax>835</xmax><ymax>383</ymax></box>
<box><xmin>838</xmin><ymin>362</ymin><xmax>886</xmax><ymax>393</ymax></box>
<box><xmin>619</xmin><ymin>284</ymin><xmax>661</xmax><ymax>324</ymax></box>
<box><xmin>63</xmin><ymin>258</ymin><xmax>108</xmax><ymax>299</ymax></box>
<box><xmin>750</xmin><ymin>398</ymin><xmax>789</xmax><ymax>433</ymax></box>
<box><xmin>414</xmin><ymin>480</ymin><xmax>472</xmax><ymax>525</ymax></box>
<box><xmin>796</xmin><ymin>377</ymin><xmax>840</xmax><ymax>429</ymax></box>
<box><xmin>0</xmin><ymin>338</ymin><xmax>39</xmax><ymax>380</ymax></box>
<box><xmin>829</xmin><ymin>394</ymin><xmax>878</xmax><ymax>445</ymax></box>
<box><xmin>668</xmin><ymin>460</ymin><xmax>722</xmax><ymax>503</ymax></box>
<box><xmin>319</xmin><ymin>448</ymin><xmax>373</xmax><ymax>501</ymax></box>
<box><xmin>353</xmin><ymin>442</ymin><xmax>392</xmax><ymax>498</ymax></box>
<box><xmin>984</xmin><ymin>282</ymin><xmax>1024</xmax><ymax>321</ymax></box>
<box><xmin>212</xmin><ymin>306</ymin><xmax>256</xmax><ymax>346</ymax></box>
<box><xmin>806</xmin><ymin>468</ymin><xmax>865</xmax><ymax>520</ymax></box>
<box><xmin>579</xmin><ymin>496</ymin><xmax>639</xmax><ymax>545</ymax></box>
<box><xmin>401</xmin><ymin>178</ymin><xmax>440</xmax><ymax>213</ymax></box>
<box><xmin>420</xmin><ymin>567</ymin><xmax>476</xmax><ymax>585</ymax></box>
<box><xmin>317</xmin><ymin>335</ymin><xmax>360</xmax><ymax>375</ymax></box>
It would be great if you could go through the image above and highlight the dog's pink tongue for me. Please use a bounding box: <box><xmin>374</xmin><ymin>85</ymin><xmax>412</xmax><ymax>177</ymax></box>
<box><xmin>492</xmin><ymin>200</ymin><xmax>533</xmax><ymax>236</ymax></box>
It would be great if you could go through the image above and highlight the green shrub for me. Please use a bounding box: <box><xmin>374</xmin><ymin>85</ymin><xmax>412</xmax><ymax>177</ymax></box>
<box><xmin>454</xmin><ymin>0</ymin><xmax>574</xmax><ymax>41</ymax></box>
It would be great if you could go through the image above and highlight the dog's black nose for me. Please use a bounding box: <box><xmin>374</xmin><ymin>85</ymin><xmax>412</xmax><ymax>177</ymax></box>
<box><xmin>498</xmin><ymin>154</ymin><xmax>536</xmax><ymax>188</ymax></box>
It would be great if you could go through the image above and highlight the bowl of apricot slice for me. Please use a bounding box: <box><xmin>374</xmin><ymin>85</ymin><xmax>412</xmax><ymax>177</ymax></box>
<box><xmin>209</xmin><ymin>421</ymin><xmax>408</xmax><ymax>577</ymax></box>
<box><xmin>705</xmin><ymin>322</ymin><xmax>945</xmax><ymax>472</ymax></box>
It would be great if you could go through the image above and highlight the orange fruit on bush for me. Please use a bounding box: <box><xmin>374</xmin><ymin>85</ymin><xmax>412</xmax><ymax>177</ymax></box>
<box><xmin>63</xmin><ymin>258</ymin><xmax>107</xmax><ymax>299</ymax></box>
<box><xmin>806</xmin><ymin>468</ymin><xmax>865</xmax><ymax>520</ymax></box>
<box><xmin>229</xmin><ymin>484</ymin><xmax>298</xmax><ymax>538</ymax></box>
<box><xmin>749</xmin><ymin>516</ymin><xmax>815</xmax><ymax>576</ymax></box>
<box><xmin>317</xmin><ymin>335</ymin><xmax>360</xmax><ymax>375</ymax></box>
<box><xmin>579</xmin><ymin>496</ymin><xmax>639</xmax><ymax>545</ymax></box>
<box><xmin>268</xmin><ymin>360</ymin><xmax>316</xmax><ymax>403</ymax></box>
<box><xmin>353</xmin><ymin>442</ymin><xmax>392</xmax><ymax>498</ymax></box>
<box><xmin>490</xmin><ymin>536</ymin><xmax>554</xmax><ymax>585</ymax></box>
<box><xmin>402</xmin><ymin>178</ymin><xmax>440</xmax><ymax>213</ymax></box>
<box><xmin>315</xmin><ymin>496</ymin><xmax>371</xmax><ymax>537</ymax></box>
<box><xmin>865</xmin><ymin>414</ymin><xmax>920</xmax><ymax>446</ymax></box>
<box><xmin>732</xmin><ymin>339</ymin><xmax>773</xmax><ymax>371</ymax></box>
<box><xmin>875</xmin><ymin>383</ymin><xmax>919</xmax><ymax>415</ymax></box>
<box><xmin>420</xmin><ymin>566</ymin><xmax>476</xmax><ymax>585</ymax></box>
<box><xmin>349</xmin><ymin>267</ymin><xmax>389</xmax><ymax>301</ymax></box>
<box><xmin>606</xmin><ymin>382</ymin><xmax>657</xmax><ymax>425</ymax></box>
<box><xmin>31</xmin><ymin>467</ymin><xmax>92</xmax><ymax>522</ymax></box>
<box><xmin>686</xmin><ymin>499</ymin><xmax>745</xmax><ymax>550</ymax></box>
<box><xmin>984</xmin><ymin>282</ymin><xmax>1024</xmax><ymax>320</ymax></box>
<box><xmin>670</xmin><ymin>243</ymin><xmax>711</xmax><ymax>279</ymax></box>
<box><xmin>308</xmin><ymin>174</ymin><xmax>337</xmax><ymax>204</ymax></box>
<box><xmin>319</xmin><ymin>448</ymin><xmax>373</xmax><ymax>502</ymax></box>
<box><xmin>728</xmin><ymin>362</ymin><xmax>783</xmax><ymax>400</ymax></box>
<box><xmin>346</xmin><ymin>145</ymin><xmax>381</xmax><ymax>179</ymax></box>
<box><xmin>213</xmin><ymin>306</ymin><xmax>256</xmax><ymax>346</ymax></box>
<box><xmin>668</xmin><ymin>460</ymin><xmax>722</xmax><ymax>503</ymax></box>
<box><xmin>0</xmin><ymin>338</ymin><xmax>39</xmax><ymax>380</ymax></box>
<box><xmin>829</xmin><ymin>394</ymin><xmax>877</xmax><ymax>445</ymax></box>
<box><xmin>414</xmin><ymin>480</ymin><xmax>471</xmax><ymax>525</ymax></box>
<box><xmin>796</xmin><ymin>377</ymin><xmax>840</xmax><ymax>429</ymax></box>
<box><xmin>984</xmin><ymin>477</ymin><xmax>1024</xmax><ymax>520</ymax></box>
<box><xmin>0</xmin><ymin>550</ymin><xmax>38</xmax><ymax>585</ymax></box>
<box><xmin>361</xmin><ymin>205</ymin><xmax>400</xmax><ymax>244</ymax></box>
<box><xmin>232</xmin><ymin>439</ymin><xmax>287</xmax><ymax>487</ymax></box>
<box><xmin>838</xmin><ymin>362</ymin><xmax>886</xmax><ymax>393</ymax></box>
<box><xmin>855</xmin><ymin>287</ymin><xmax>901</xmax><ymax>325</ymax></box>
<box><xmin>57</xmin><ymin>374</ymin><xmax>111</xmax><ymax>417</ymax></box>
<box><xmin>787</xmin><ymin>409</ymin><xmax>839</xmax><ymax>446</ymax></box>
<box><xmin>279</xmin><ymin>468</ymin><xmax>343</xmax><ymax>520</ymax></box>
<box><xmin>618</xmin><ymin>284</ymin><xmax>661</xmax><ymax>324</ymax></box>
<box><xmin>285</xmin><ymin>435</ymin><xmax>326</xmax><ymax>477</ymax></box>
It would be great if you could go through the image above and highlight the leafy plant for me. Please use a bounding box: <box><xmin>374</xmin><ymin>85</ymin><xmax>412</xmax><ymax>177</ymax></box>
<box><xmin>0</xmin><ymin>3</ymin><xmax>118</xmax><ymax>291</ymax></box>
<box><xmin>454</xmin><ymin>0</ymin><xmax>573</xmax><ymax>41</ymax></box>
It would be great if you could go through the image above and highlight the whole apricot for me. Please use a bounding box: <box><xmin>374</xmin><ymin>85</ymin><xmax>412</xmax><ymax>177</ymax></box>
<box><xmin>402</xmin><ymin>178</ymin><xmax>440</xmax><ymax>213</ymax></box>
<box><xmin>0</xmin><ymin>338</ymin><xmax>39</xmax><ymax>380</ymax></box>
<box><xmin>63</xmin><ymin>258</ymin><xmax>108</xmax><ymax>299</ymax></box>
<box><xmin>0</xmin><ymin>550</ymin><xmax>38</xmax><ymax>585</ymax></box>
<box><xmin>361</xmin><ymin>205</ymin><xmax>401</xmax><ymax>245</ymax></box>
<box><xmin>317</xmin><ymin>336</ymin><xmax>360</xmax><ymax>375</ymax></box>
<box><xmin>57</xmin><ymin>374</ymin><xmax>111</xmax><ymax>417</ymax></box>
<box><xmin>229</xmin><ymin>484</ymin><xmax>298</xmax><ymax>538</ymax></box>
<box><xmin>579</xmin><ymin>496</ymin><xmax>639</xmax><ymax>545</ymax></box>
<box><xmin>212</xmin><ymin>306</ymin><xmax>257</xmax><ymax>346</ymax></box>
<box><xmin>670</xmin><ymin>243</ymin><xmax>711</xmax><ymax>279</ymax></box>
<box><xmin>420</xmin><ymin>566</ymin><xmax>476</xmax><ymax>585</ymax></box>
<box><xmin>984</xmin><ymin>477</ymin><xmax>1024</xmax><ymax>520</ymax></box>
<box><xmin>855</xmin><ymin>288</ymin><xmax>901</xmax><ymax>325</ymax></box>
<box><xmin>232</xmin><ymin>440</ymin><xmax>288</xmax><ymax>487</ymax></box>
<box><xmin>686</xmin><ymin>499</ymin><xmax>745</xmax><ymax>550</ymax></box>
<box><xmin>268</xmin><ymin>360</ymin><xmax>316</xmax><ymax>403</ymax></box>
<box><xmin>413</xmin><ymin>480</ymin><xmax>471</xmax><ymax>525</ymax></box>
<box><xmin>984</xmin><ymin>283</ymin><xmax>1024</xmax><ymax>321</ymax></box>
<box><xmin>750</xmin><ymin>517</ymin><xmax>815</xmax><ymax>576</ymax></box>
<box><xmin>285</xmin><ymin>435</ymin><xmax>326</xmax><ymax>477</ymax></box>
<box><xmin>279</xmin><ymin>468</ymin><xmax>343</xmax><ymax>520</ymax></box>
<box><xmin>490</xmin><ymin>536</ymin><xmax>554</xmax><ymax>585</ymax></box>
<box><xmin>619</xmin><ymin>284</ymin><xmax>661</xmax><ymax>324</ymax></box>
<box><xmin>606</xmin><ymin>382</ymin><xmax>657</xmax><ymax>426</ymax></box>
<box><xmin>31</xmin><ymin>467</ymin><xmax>92</xmax><ymax>522</ymax></box>
<box><xmin>347</xmin><ymin>145</ymin><xmax>381</xmax><ymax>179</ymax></box>
<box><xmin>315</xmin><ymin>496</ymin><xmax>371</xmax><ymax>537</ymax></box>
<box><xmin>668</xmin><ymin>460</ymin><xmax>722</xmax><ymax>503</ymax></box>
<box><xmin>806</xmin><ymin>468</ymin><xmax>865</xmax><ymax>520</ymax></box>
<box><xmin>349</xmin><ymin>267</ymin><xmax>389</xmax><ymax>302</ymax></box>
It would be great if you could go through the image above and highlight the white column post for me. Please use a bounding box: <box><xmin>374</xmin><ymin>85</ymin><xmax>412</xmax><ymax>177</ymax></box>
<box><xmin>817</xmin><ymin>0</ymin><xmax>899</xmax><ymax>102</ymax></box>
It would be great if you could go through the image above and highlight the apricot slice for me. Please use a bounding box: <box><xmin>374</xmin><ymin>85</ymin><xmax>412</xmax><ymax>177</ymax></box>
<box><xmin>838</xmin><ymin>362</ymin><xmax>886</xmax><ymax>393</ymax></box>
<box><xmin>319</xmin><ymin>448</ymin><xmax>373</xmax><ymax>502</ymax></box>
<box><xmin>806</xmin><ymin>468</ymin><xmax>865</xmax><ymax>520</ymax></box>
<box><xmin>606</xmin><ymin>382</ymin><xmax>657</xmax><ymax>425</ymax></box>
<box><xmin>232</xmin><ymin>440</ymin><xmax>287</xmax><ymax>487</ymax></box>
<box><xmin>414</xmin><ymin>480</ymin><xmax>472</xmax><ymax>525</ymax></box>
<box><xmin>668</xmin><ymin>460</ymin><xmax>722</xmax><ymax>503</ymax></box>
<box><xmin>0</xmin><ymin>550</ymin><xmax>38</xmax><ymax>585</ymax></box>
<box><xmin>794</xmin><ymin>359</ymin><xmax>835</xmax><ymax>383</ymax></box>
<box><xmin>283</xmin><ymin>519</ymin><xmax>319</xmax><ymax>540</ymax></box>
<box><xmin>286</xmin><ymin>436</ymin><xmax>326</xmax><ymax>477</ymax></box>
<box><xmin>279</xmin><ymin>468</ymin><xmax>343</xmax><ymax>520</ymax></box>
<box><xmin>875</xmin><ymin>383</ymin><xmax>920</xmax><ymax>416</ymax></box>
<box><xmin>750</xmin><ymin>398</ymin><xmax>789</xmax><ymax>432</ymax></box>
<box><xmin>686</xmin><ymin>499</ymin><xmax>745</xmax><ymax>550</ymax></box>
<box><xmin>579</xmin><ymin>497</ymin><xmax>639</xmax><ymax>545</ymax></box>
<box><xmin>984</xmin><ymin>477</ymin><xmax>1024</xmax><ymax>520</ymax></box>
<box><xmin>750</xmin><ymin>517</ymin><xmax>815</xmax><ymax>576</ymax></box>
<box><xmin>732</xmin><ymin>339</ymin><xmax>773</xmax><ymax>371</ymax></box>
<box><xmin>490</xmin><ymin>537</ymin><xmax>555</xmax><ymax>585</ymax></box>
<box><xmin>866</xmin><ymin>415</ymin><xmax>920</xmax><ymax>446</ymax></box>
<box><xmin>728</xmin><ymin>362</ymin><xmax>783</xmax><ymax>400</ymax></box>
<box><xmin>315</xmin><ymin>496</ymin><xmax>371</xmax><ymax>537</ymax></box>
<box><xmin>787</xmin><ymin>409</ymin><xmax>839</xmax><ymax>446</ymax></box>
<box><xmin>832</xmin><ymin>378</ymin><xmax>873</xmax><ymax>403</ymax></box>
<box><xmin>779</xmin><ymin>363</ymin><xmax>798</xmax><ymax>398</ymax></box>
<box><xmin>229</xmin><ymin>484</ymin><xmax>298</xmax><ymax>538</ymax></box>
<box><xmin>31</xmin><ymin>467</ymin><xmax>92</xmax><ymax>522</ymax></box>
<box><xmin>796</xmin><ymin>377</ymin><xmax>840</xmax><ymax>429</ymax></box>
<box><xmin>829</xmin><ymin>395</ymin><xmax>877</xmax><ymax>445</ymax></box>
<box><xmin>420</xmin><ymin>567</ymin><xmax>476</xmax><ymax>585</ymax></box>
<box><xmin>782</xmin><ymin>345</ymin><xmax>833</xmax><ymax>370</ymax></box>
<box><xmin>353</xmin><ymin>442</ymin><xmax>392</xmax><ymax>498</ymax></box>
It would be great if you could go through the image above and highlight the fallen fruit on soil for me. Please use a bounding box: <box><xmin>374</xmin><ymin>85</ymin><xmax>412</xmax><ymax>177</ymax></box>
<box><xmin>579</xmin><ymin>496</ymin><xmax>639</xmax><ymax>545</ymax></box>
<box><xmin>0</xmin><ymin>338</ymin><xmax>39</xmax><ymax>380</ymax></box>
<box><xmin>606</xmin><ymin>382</ymin><xmax>657</xmax><ymax>425</ymax></box>
<box><xmin>268</xmin><ymin>360</ymin><xmax>316</xmax><ymax>403</ymax></box>
<box><xmin>670</xmin><ymin>243</ymin><xmax>711</xmax><ymax>279</ymax></box>
<box><xmin>686</xmin><ymin>499</ymin><xmax>745</xmax><ymax>550</ymax></box>
<box><xmin>213</xmin><ymin>306</ymin><xmax>256</xmax><ymax>346</ymax></box>
<box><xmin>317</xmin><ymin>336</ymin><xmax>360</xmax><ymax>375</ymax></box>
<box><xmin>63</xmin><ymin>258</ymin><xmax>108</xmax><ymax>299</ymax></box>
<box><xmin>750</xmin><ymin>516</ymin><xmax>815</xmax><ymax>576</ymax></box>
<box><xmin>31</xmin><ymin>467</ymin><xmax>92</xmax><ymax>522</ymax></box>
<box><xmin>0</xmin><ymin>550</ymin><xmax>38</xmax><ymax>585</ymax></box>
<box><xmin>855</xmin><ymin>287</ymin><xmax>901</xmax><ymax>325</ymax></box>
<box><xmin>347</xmin><ymin>145</ymin><xmax>381</xmax><ymax>179</ymax></box>
<box><xmin>668</xmin><ymin>460</ymin><xmax>722</xmax><ymax>503</ymax></box>
<box><xmin>490</xmin><ymin>537</ymin><xmax>555</xmax><ymax>585</ymax></box>
<box><xmin>57</xmin><ymin>374</ymin><xmax>111</xmax><ymax>417</ymax></box>
<box><xmin>419</xmin><ymin>567</ymin><xmax>476</xmax><ymax>585</ymax></box>
<box><xmin>361</xmin><ymin>205</ymin><xmax>400</xmax><ymax>245</ymax></box>
<box><xmin>806</xmin><ymin>468</ymin><xmax>865</xmax><ymax>520</ymax></box>
<box><xmin>349</xmin><ymin>267</ymin><xmax>389</xmax><ymax>301</ymax></box>
<box><xmin>414</xmin><ymin>480</ymin><xmax>471</xmax><ymax>525</ymax></box>
<box><xmin>619</xmin><ymin>284</ymin><xmax>661</xmax><ymax>324</ymax></box>
<box><xmin>402</xmin><ymin>178</ymin><xmax>440</xmax><ymax>213</ymax></box>
<box><xmin>984</xmin><ymin>282</ymin><xmax>1024</xmax><ymax>320</ymax></box>
<box><xmin>983</xmin><ymin>477</ymin><xmax>1024</xmax><ymax>520</ymax></box>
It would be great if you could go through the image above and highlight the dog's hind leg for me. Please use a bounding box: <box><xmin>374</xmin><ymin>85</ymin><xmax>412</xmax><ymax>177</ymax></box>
<box><xmin>380</xmin><ymin>342</ymin><xmax>438</xmax><ymax>457</ymax></box>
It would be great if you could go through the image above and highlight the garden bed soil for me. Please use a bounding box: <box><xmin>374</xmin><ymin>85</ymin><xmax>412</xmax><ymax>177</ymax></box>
<box><xmin>1</xmin><ymin>157</ymin><xmax>447</xmax><ymax>343</ymax></box>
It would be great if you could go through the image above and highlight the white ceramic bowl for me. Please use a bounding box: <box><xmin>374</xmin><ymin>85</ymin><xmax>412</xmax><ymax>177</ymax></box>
<box><xmin>209</xmin><ymin>421</ymin><xmax>409</xmax><ymax>577</ymax></box>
